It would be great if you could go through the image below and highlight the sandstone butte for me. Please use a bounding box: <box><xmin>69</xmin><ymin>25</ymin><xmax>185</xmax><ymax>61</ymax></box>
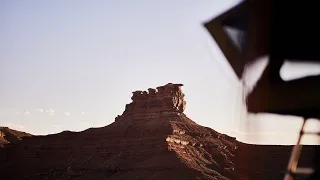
<box><xmin>0</xmin><ymin>83</ymin><xmax>316</xmax><ymax>180</ymax></box>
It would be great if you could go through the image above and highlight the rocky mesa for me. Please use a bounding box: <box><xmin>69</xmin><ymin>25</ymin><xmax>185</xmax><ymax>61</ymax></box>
<box><xmin>0</xmin><ymin>83</ymin><xmax>238</xmax><ymax>180</ymax></box>
<box><xmin>0</xmin><ymin>83</ymin><xmax>316</xmax><ymax>180</ymax></box>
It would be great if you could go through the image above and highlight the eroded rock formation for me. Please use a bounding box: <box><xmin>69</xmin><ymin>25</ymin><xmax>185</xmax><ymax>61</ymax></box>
<box><xmin>0</xmin><ymin>83</ymin><xmax>317</xmax><ymax>180</ymax></box>
<box><xmin>116</xmin><ymin>83</ymin><xmax>186</xmax><ymax>121</ymax></box>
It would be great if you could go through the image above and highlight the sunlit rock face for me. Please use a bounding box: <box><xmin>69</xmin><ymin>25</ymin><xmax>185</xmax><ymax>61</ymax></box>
<box><xmin>116</xmin><ymin>83</ymin><xmax>186</xmax><ymax>121</ymax></box>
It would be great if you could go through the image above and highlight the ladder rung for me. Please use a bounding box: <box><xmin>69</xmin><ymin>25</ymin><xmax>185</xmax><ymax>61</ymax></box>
<box><xmin>303</xmin><ymin>131</ymin><xmax>320</xmax><ymax>136</ymax></box>
<box><xmin>292</xmin><ymin>167</ymin><xmax>314</xmax><ymax>174</ymax></box>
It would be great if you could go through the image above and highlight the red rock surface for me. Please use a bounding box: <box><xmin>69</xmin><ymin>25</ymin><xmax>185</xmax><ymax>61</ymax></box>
<box><xmin>117</xmin><ymin>83</ymin><xmax>186</xmax><ymax>121</ymax></box>
<box><xmin>0</xmin><ymin>116</ymin><xmax>237</xmax><ymax>180</ymax></box>
<box><xmin>0</xmin><ymin>83</ymin><xmax>317</xmax><ymax>180</ymax></box>
<box><xmin>0</xmin><ymin>127</ymin><xmax>32</xmax><ymax>148</ymax></box>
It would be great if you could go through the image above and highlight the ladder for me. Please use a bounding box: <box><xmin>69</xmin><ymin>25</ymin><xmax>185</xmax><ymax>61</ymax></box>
<box><xmin>284</xmin><ymin>118</ymin><xmax>318</xmax><ymax>180</ymax></box>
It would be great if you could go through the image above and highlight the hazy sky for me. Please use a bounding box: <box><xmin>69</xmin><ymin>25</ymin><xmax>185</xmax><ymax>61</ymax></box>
<box><xmin>1</xmin><ymin>0</ymin><xmax>319</xmax><ymax>144</ymax></box>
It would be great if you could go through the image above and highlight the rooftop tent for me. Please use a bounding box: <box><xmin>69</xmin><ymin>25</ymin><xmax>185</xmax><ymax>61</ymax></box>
<box><xmin>205</xmin><ymin>0</ymin><xmax>320</xmax><ymax>79</ymax></box>
<box><xmin>204</xmin><ymin>0</ymin><xmax>320</xmax><ymax>116</ymax></box>
<box><xmin>204</xmin><ymin>0</ymin><xmax>320</xmax><ymax>179</ymax></box>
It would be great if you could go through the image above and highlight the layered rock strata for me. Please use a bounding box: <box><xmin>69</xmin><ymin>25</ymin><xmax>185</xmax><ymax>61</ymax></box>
<box><xmin>0</xmin><ymin>83</ymin><xmax>237</xmax><ymax>180</ymax></box>
<box><xmin>116</xmin><ymin>83</ymin><xmax>186</xmax><ymax>121</ymax></box>
<box><xmin>0</xmin><ymin>83</ymin><xmax>317</xmax><ymax>180</ymax></box>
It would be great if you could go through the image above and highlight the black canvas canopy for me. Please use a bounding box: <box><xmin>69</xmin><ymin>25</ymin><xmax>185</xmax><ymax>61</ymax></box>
<box><xmin>204</xmin><ymin>0</ymin><xmax>320</xmax><ymax>118</ymax></box>
<box><xmin>204</xmin><ymin>0</ymin><xmax>320</xmax><ymax>79</ymax></box>
<box><xmin>204</xmin><ymin>0</ymin><xmax>320</xmax><ymax>179</ymax></box>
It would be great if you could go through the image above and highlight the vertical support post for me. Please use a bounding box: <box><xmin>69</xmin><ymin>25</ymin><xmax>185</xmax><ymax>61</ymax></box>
<box><xmin>284</xmin><ymin>118</ymin><xmax>307</xmax><ymax>180</ymax></box>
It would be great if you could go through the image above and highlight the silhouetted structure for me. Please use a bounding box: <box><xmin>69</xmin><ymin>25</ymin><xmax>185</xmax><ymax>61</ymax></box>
<box><xmin>204</xmin><ymin>0</ymin><xmax>320</xmax><ymax>179</ymax></box>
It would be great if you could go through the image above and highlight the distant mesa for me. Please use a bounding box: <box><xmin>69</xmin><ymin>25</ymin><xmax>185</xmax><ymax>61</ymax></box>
<box><xmin>115</xmin><ymin>83</ymin><xmax>187</xmax><ymax>121</ymax></box>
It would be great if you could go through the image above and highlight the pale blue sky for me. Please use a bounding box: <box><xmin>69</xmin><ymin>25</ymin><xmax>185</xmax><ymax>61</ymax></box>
<box><xmin>1</xmin><ymin>0</ymin><xmax>319</xmax><ymax>144</ymax></box>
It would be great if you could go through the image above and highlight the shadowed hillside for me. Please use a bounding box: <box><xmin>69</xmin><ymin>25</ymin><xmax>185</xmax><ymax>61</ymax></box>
<box><xmin>0</xmin><ymin>83</ymin><xmax>317</xmax><ymax>180</ymax></box>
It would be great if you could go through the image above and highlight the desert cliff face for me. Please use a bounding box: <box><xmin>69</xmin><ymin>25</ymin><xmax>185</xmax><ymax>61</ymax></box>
<box><xmin>0</xmin><ymin>83</ymin><xmax>237</xmax><ymax>180</ymax></box>
<box><xmin>117</xmin><ymin>83</ymin><xmax>186</xmax><ymax>121</ymax></box>
<box><xmin>0</xmin><ymin>83</ymin><xmax>316</xmax><ymax>180</ymax></box>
